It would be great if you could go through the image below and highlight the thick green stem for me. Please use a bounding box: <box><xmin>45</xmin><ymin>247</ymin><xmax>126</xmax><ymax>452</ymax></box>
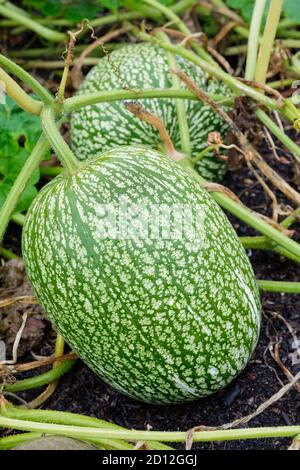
<box><xmin>257</xmin><ymin>280</ymin><xmax>300</xmax><ymax>293</ymax></box>
<box><xmin>0</xmin><ymin>134</ymin><xmax>49</xmax><ymax>243</ymax></box>
<box><xmin>65</xmin><ymin>88</ymin><xmax>233</xmax><ymax>113</ymax></box>
<box><xmin>41</xmin><ymin>107</ymin><xmax>82</xmax><ymax>175</ymax></box>
<box><xmin>40</xmin><ymin>166</ymin><xmax>63</xmax><ymax>177</ymax></box>
<box><xmin>3</xmin><ymin>359</ymin><xmax>76</xmax><ymax>393</ymax></box>
<box><xmin>0</xmin><ymin>55</ymin><xmax>53</xmax><ymax>104</ymax></box>
<box><xmin>255</xmin><ymin>0</ymin><xmax>284</xmax><ymax>85</ymax></box>
<box><xmin>0</xmin><ymin>415</ymin><xmax>300</xmax><ymax>443</ymax></box>
<box><xmin>0</xmin><ymin>247</ymin><xmax>18</xmax><ymax>260</ymax></box>
<box><xmin>240</xmin><ymin>236</ymin><xmax>300</xmax><ymax>264</ymax></box>
<box><xmin>0</xmin><ymin>404</ymin><xmax>172</xmax><ymax>451</ymax></box>
<box><xmin>0</xmin><ymin>432</ymin><xmax>43</xmax><ymax>450</ymax></box>
<box><xmin>192</xmin><ymin>145</ymin><xmax>215</xmax><ymax>163</ymax></box>
<box><xmin>0</xmin><ymin>67</ymin><xmax>42</xmax><ymax>115</ymax></box>
<box><xmin>281</xmin><ymin>207</ymin><xmax>300</xmax><ymax>229</ymax></box>
<box><xmin>11</xmin><ymin>213</ymin><xmax>25</xmax><ymax>226</ymax></box>
<box><xmin>245</xmin><ymin>0</ymin><xmax>265</xmax><ymax>80</ymax></box>
<box><xmin>0</xmin><ymin>3</ymin><xmax>66</xmax><ymax>42</ymax></box>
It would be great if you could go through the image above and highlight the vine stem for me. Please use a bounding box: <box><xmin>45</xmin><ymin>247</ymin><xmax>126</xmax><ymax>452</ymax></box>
<box><xmin>240</xmin><ymin>236</ymin><xmax>300</xmax><ymax>264</ymax></box>
<box><xmin>245</xmin><ymin>0</ymin><xmax>266</xmax><ymax>80</ymax></box>
<box><xmin>0</xmin><ymin>3</ymin><xmax>66</xmax><ymax>42</ymax></box>
<box><xmin>0</xmin><ymin>55</ymin><xmax>53</xmax><ymax>104</ymax></box>
<box><xmin>0</xmin><ymin>432</ymin><xmax>43</xmax><ymax>450</ymax></box>
<box><xmin>64</xmin><ymin>88</ymin><xmax>232</xmax><ymax>112</ymax></box>
<box><xmin>130</xmin><ymin>27</ymin><xmax>300</xmax><ymax>123</ymax></box>
<box><xmin>0</xmin><ymin>247</ymin><xmax>18</xmax><ymax>260</ymax></box>
<box><xmin>257</xmin><ymin>280</ymin><xmax>300</xmax><ymax>293</ymax></box>
<box><xmin>0</xmin><ymin>134</ymin><xmax>49</xmax><ymax>243</ymax></box>
<box><xmin>0</xmin><ymin>403</ymin><xmax>172</xmax><ymax>451</ymax></box>
<box><xmin>11</xmin><ymin>213</ymin><xmax>25</xmax><ymax>226</ymax></box>
<box><xmin>41</xmin><ymin>107</ymin><xmax>82</xmax><ymax>175</ymax></box>
<box><xmin>0</xmin><ymin>415</ymin><xmax>300</xmax><ymax>443</ymax></box>
<box><xmin>3</xmin><ymin>359</ymin><xmax>76</xmax><ymax>393</ymax></box>
<box><xmin>27</xmin><ymin>334</ymin><xmax>65</xmax><ymax>409</ymax></box>
<box><xmin>255</xmin><ymin>0</ymin><xmax>284</xmax><ymax>85</ymax></box>
<box><xmin>0</xmin><ymin>67</ymin><xmax>42</xmax><ymax>115</ymax></box>
<box><xmin>156</xmin><ymin>31</ymin><xmax>191</xmax><ymax>155</ymax></box>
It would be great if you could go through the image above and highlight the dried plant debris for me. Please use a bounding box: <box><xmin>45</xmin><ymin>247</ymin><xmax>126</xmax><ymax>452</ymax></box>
<box><xmin>0</xmin><ymin>259</ymin><xmax>48</xmax><ymax>358</ymax></box>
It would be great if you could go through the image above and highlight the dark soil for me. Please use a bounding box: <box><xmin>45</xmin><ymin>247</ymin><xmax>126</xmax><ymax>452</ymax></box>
<box><xmin>1</xmin><ymin>142</ymin><xmax>300</xmax><ymax>450</ymax></box>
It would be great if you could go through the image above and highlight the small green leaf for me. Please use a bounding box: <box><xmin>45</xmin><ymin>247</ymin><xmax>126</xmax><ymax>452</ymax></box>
<box><xmin>0</xmin><ymin>96</ymin><xmax>45</xmax><ymax>214</ymax></box>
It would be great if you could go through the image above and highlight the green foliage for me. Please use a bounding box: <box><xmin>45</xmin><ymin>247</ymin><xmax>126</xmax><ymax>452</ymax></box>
<box><xmin>0</xmin><ymin>97</ymin><xmax>43</xmax><ymax>213</ymax></box>
<box><xmin>22</xmin><ymin>0</ymin><xmax>104</xmax><ymax>21</ymax></box>
<box><xmin>21</xmin><ymin>0</ymin><xmax>176</xmax><ymax>21</ymax></box>
<box><xmin>226</xmin><ymin>0</ymin><xmax>300</xmax><ymax>24</ymax></box>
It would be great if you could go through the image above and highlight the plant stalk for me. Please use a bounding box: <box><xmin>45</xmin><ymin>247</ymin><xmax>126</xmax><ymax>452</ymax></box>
<box><xmin>0</xmin><ymin>55</ymin><xmax>53</xmax><ymax>104</ymax></box>
<box><xmin>255</xmin><ymin>0</ymin><xmax>284</xmax><ymax>85</ymax></box>
<box><xmin>0</xmin><ymin>415</ymin><xmax>300</xmax><ymax>443</ymax></box>
<box><xmin>257</xmin><ymin>280</ymin><xmax>300</xmax><ymax>293</ymax></box>
<box><xmin>0</xmin><ymin>67</ymin><xmax>42</xmax><ymax>115</ymax></box>
<box><xmin>0</xmin><ymin>403</ymin><xmax>172</xmax><ymax>451</ymax></box>
<box><xmin>41</xmin><ymin>107</ymin><xmax>82</xmax><ymax>175</ymax></box>
<box><xmin>245</xmin><ymin>0</ymin><xmax>266</xmax><ymax>80</ymax></box>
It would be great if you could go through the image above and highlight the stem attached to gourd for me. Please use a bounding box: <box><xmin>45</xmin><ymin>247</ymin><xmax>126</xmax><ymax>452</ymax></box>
<box><xmin>41</xmin><ymin>107</ymin><xmax>82</xmax><ymax>175</ymax></box>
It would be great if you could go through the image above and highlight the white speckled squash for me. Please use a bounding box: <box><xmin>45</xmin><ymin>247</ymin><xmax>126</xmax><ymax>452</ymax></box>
<box><xmin>22</xmin><ymin>146</ymin><xmax>261</xmax><ymax>404</ymax></box>
<box><xmin>71</xmin><ymin>43</ymin><xmax>231</xmax><ymax>182</ymax></box>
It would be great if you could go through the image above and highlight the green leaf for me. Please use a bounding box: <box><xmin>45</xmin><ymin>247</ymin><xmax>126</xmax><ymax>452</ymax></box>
<box><xmin>0</xmin><ymin>96</ymin><xmax>45</xmax><ymax>214</ymax></box>
<box><xmin>226</xmin><ymin>0</ymin><xmax>300</xmax><ymax>23</ymax></box>
<box><xmin>283</xmin><ymin>0</ymin><xmax>300</xmax><ymax>22</ymax></box>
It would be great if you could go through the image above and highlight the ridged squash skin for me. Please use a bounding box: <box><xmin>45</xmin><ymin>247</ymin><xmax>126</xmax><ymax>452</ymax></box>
<box><xmin>22</xmin><ymin>146</ymin><xmax>261</xmax><ymax>404</ymax></box>
<box><xmin>71</xmin><ymin>43</ymin><xmax>231</xmax><ymax>182</ymax></box>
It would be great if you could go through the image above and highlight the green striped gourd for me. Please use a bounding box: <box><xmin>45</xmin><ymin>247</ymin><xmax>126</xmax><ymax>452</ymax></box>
<box><xmin>22</xmin><ymin>146</ymin><xmax>261</xmax><ymax>404</ymax></box>
<box><xmin>71</xmin><ymin>43</ymin><xmax>231</xmax><ymax>182</ymax></box>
